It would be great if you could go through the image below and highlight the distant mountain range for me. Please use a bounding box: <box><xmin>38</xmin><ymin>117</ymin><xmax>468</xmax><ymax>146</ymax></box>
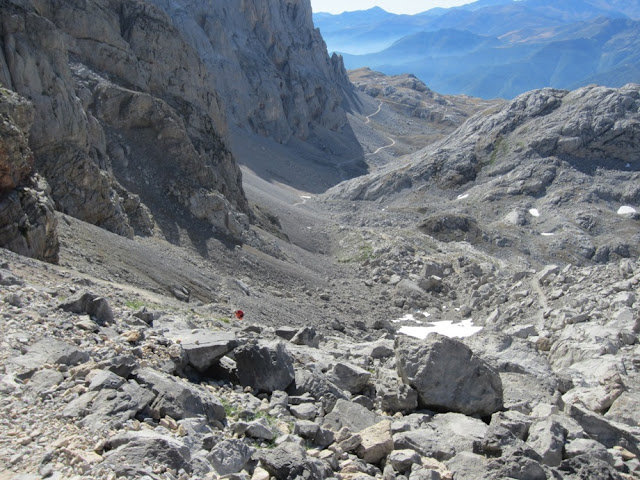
<box><xmin>314</xmin><ymin>0</ymin><xmax>640</xmax><ymax>99</ymax></box>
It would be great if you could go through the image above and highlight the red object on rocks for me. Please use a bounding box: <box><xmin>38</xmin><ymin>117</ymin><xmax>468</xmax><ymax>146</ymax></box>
<box><xmin>235</xmin><ymin>310</ymin><xmax>244</xmax><ymax>320</ymax></box>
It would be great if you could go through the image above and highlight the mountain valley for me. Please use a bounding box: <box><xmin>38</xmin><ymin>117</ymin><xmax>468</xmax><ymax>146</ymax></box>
<box><xmin>1</xmin><ymin>0</ymin><xmax>640</xmax><ymax>479</ymax></box>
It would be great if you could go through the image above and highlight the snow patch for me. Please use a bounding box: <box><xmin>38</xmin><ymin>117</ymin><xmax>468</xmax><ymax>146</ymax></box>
<box><xmin>618</xmin><ymin>206</ymin><xmax>636</xmax><ymax>215</ymax></box>
<box><xmin>541</xmin><ymin>232</ymin><xmax>555</xmax><ymax>237</ymax></box>
<box><xmin>457</xmin><ymin>193</ymin><xmax>470</xmax><ymax>200</ymax></box>
<box><xmin>529</xmin><ymin>208</ymin><xmax>540</xmax><ymax>217</ymax></box>
<box><xmin>399</xmin><ymin>319</ymin><xmax>482</xmax><ymax>339</ymax></box>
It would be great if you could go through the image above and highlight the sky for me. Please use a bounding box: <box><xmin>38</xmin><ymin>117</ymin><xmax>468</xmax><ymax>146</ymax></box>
<box><xmin>310</xmin><ymin>0</ymin><xmax>473</xmax><ymax>15</ymax></box>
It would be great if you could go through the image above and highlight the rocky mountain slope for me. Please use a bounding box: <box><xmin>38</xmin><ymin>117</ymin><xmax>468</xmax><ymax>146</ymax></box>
<box><xmin>348</xmin><ymin>68</ymin><xmax>501</xmax><ymax>159</ymax></box>
<box><xmin>328</xmin><ymin>83</ymin><xmax>640</xmax><ymax>266</ymax></box>
<box><xmin>0</xmin><ymin>0</ymin><xmax>358</xmax><ymax>261</ymax></box>
<box><xmin>149</xmin><ymin>0</ymin><xmax>353</xmax><ymax>145</ymax></box>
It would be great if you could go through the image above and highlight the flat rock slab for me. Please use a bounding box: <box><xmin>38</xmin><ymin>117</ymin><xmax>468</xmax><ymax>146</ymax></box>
<box><xmin>324</xmin><ymin>399</ymin><xmax>381</xmax><ymax>433</ymax></box>
<box><xmin>169</xmin><ymin>330</ymin><xmax>238</xmax><ymax>372</ymax></box>
<box><xmin>10</xmin><ymin>338</ymin><xmax>90</xmax><ymax>378</ymax></box>
<box><xmin>134</xmin><ymin>367</ymin><xmax>225</xmax><ymax>423</ymax></box>
<box><xmin>103</xmin><ymin>430</ymin><xmax>191</xmax><ymax>475</ymax></box>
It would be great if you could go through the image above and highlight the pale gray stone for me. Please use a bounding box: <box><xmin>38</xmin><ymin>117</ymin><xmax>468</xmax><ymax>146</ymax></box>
<box><xmin>395</xmin><ymin>334</ymin><xmax>503</xmax><ymax>416</ymax></box>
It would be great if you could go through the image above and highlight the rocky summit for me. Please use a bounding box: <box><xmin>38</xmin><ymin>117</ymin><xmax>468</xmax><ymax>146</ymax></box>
<box><xmin>1</xmin><ymin>0</ymin><xmax>640</xmax><ymax>480</ymax></box>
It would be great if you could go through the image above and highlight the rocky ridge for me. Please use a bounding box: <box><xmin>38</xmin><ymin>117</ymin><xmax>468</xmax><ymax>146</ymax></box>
<box><xmin>348</xmin><ymin>67</ymin><xmax>501</xmax><ymax>158</ymax></box>
<box><xmin>327</xmin><ymin>83</ymin><xmax>640</xmax><ymax>266</ymax></box>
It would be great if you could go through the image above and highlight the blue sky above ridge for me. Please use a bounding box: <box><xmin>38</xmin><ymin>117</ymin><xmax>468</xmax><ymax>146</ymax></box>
<box><xmin>310</xmin><ymin>0</ymin><xmax>474</xmax><ymax>15</ymax></box>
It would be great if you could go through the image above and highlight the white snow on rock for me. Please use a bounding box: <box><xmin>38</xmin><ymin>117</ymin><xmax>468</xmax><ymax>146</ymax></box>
<box><xmin>393</xmin><ymin>312</ymin><xmax>430</xmax><ymax>324</ymax></box>
<box><xmin>541</xmin><ymin>232</ymin><xmax>555</xmax><ymax>237</ymax></box>
<box><xmin>399</xmin><ymin>319</ymin><xmax>482</xmax><ymax>339</ymax></box>
<box><xmin>618</xmin><ymin>206</ymin><xmax>637</xmax><ymax>215</ymax></box>
<box><xmin>457</xmin><ymin>193</ymin><xmax>470</xmax><ymax>200</ymax></box>
<box><xmin>529</xmin><ymin>208</ymin><xmax>540</xmax><ymax>217</ymax></box>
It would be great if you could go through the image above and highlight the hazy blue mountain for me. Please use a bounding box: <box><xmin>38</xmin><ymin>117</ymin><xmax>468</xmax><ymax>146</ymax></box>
<box><xmin>317</xmin><ymin>0</ymin><xmax>640</xmax><ymax>99</ymax></box>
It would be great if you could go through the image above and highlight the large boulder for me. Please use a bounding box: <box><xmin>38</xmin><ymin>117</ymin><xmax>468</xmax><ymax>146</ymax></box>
<box><xmin>395</xmin><ymin>334</ymin><xmax>503</xmax><ymax>416</ymax></box>
<box><xmin>356</xmin><ymin>420</ymin><xmax>394</xmax><ymax>464</ymax></box>
<box><xmin>207</xmin><ymin>439</ymin><xmax>256</xmax><ymax>476</ymax></box>
<box><xmin>324</xmin><ymin>399</ymin><xmax>381</xmax><ymax>433</ymax></box>
<box><xmin>103</xmin><ymin>431</ymin><xmax>192</xmax><ymax>475</ymax></box>
<box><xmin>327</xmin><ymin>362</ymin><xmax>371</xmax><ymax>395</ymax></box>
<box><xmin>393</xmin><ymin>413</ymin><xmax>488</xmax><ymax>461</ymax></box>
<box><xmin>259</xmin><ymin>442</ymin><xmax>333</xmax><ymax>480</ymax></box>
<box><xmin>134</xmin><ymin>368</ymin><xmax>225</xmax><ymax>423</ymax></box>
<box><xmin>170</xmin><ymin>330</ymin><xmax>238</xmax><ymax>373</ymax></box>
<box><xmin>62</xmin><ymin>378</ymin><xmax>154</xmax><ymax>431</ymax></box>
<box><xmin>58</xmin><ymin>290</ymin><xmax>114</xmax><ymax>325</ymax></box>
<box><xmin>235</xmin><ymin>341</ymin><xmax>295</xmax><ymax>393</ymax></box>
<box><xmin>9</xmin><ymin>338</ymin><xmax>90</xmax><ymax>379</ymax></box>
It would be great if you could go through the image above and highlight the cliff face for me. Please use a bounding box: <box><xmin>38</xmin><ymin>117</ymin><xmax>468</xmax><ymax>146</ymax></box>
<box><xmin>0</xmin><ymin>0</ymin><xmax>256</xmax><ymax>247</ymax></box>
<box><xmin>0</xmin><ymin>0</ymin><xmax>355</xmax><ymax>258</ymax></box>
<box><xmin>0</xmin><ymin>88</ymin><xmax>58</xmax><ymax>262</ymax></box>
<box><xmin>149</xmin><ymin>0</ymin><xmax>352</xmax><ymax>143</ymax></box>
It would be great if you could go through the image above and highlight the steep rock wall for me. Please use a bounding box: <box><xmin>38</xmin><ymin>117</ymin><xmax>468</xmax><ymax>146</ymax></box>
<box><xmin>0</xmin><ymin>0</ymin><xmax>249</xmax><ymax>243</ymax></box>
<box><xmin>149</xmin><ymin>0</ymin><xmax>352</xmax><ymax>143</ymax></box>
<box><xmin>0</xmin><ymin>88</ymin><xmax>58</xmax><ymax>262</ymax></box>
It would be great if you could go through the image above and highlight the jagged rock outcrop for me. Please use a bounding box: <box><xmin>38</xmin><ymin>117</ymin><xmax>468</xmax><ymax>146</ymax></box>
<box><xmin>0</xmin><ymin>0</ymin><xmax>249</xmax><ymax>242</ymax></box>
<box><xmin>149</xmin><ymin>0</ymin><xmax>352</xmax><ymax>144</ymax></box>
<box><xmin>0</xmin><ymin>88</ymin><xmax>58</xmax><ymax>262</ymax></box>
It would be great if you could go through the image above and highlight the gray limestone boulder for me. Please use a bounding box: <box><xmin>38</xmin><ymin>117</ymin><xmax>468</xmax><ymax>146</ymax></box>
<box><xmin>58</xmin><ymin>290</ymin><xmax>114</xmax><ymax>325</ymax></box>
<box><xmin>134</xmin><ymin>367</ymin><xmax>225</xmax><ymax>423</ymax></box>
<box><xmin>393</xmin><ymin>413</ymin><xmax>488</xmax><ymax>462</ymax></box>
<box><xmin>62</xmin><ymin>379</ymin><xmax>154</xmax><ymax>431</ymax></box>
<box><xmin>605</xmin><ymin>391</ymin><xmax>640</xmax><ymax>427</ymax></box>
<box><xmin>235</xmin><ymin>341</ymin><xmax>295</xmax><ymax>393</ymax></box>
<box><xmin>526</xmin><ymin>418</ymin><xmax>567</xmax><ymax>467</ymax></box>
<box><xmin>169</xmin><ymin>330</ymin><xmax>238</xmax><ymax>373</ymax></box>
<box><xmin>207</xmin><ymin>439</ymin><xmax>256</xmax><ymax>476</ymax></box>
<box><xmin>567</xmin><ymin>404</ymin><xmax>640</xmax><ymax>456</ymax></box>
<box><xmin>377</xmin><ymin>379</ymin><xmax>419</xmax><ymax>415</ymax></box>
<box><xmin>25</xmin><ymin>368</ymin><xmax>64</xmax><ymax>399</ymax></box>
<box><xmin>288</xmin><ymin>368</ymin><xmax>348</xmax><ymax>402</ymax></box>
<box><xmin>564</xmin><ymin>438</ymin><xmax>614</xmax><ymax>464</ymax></box>
<box><xmin>290</xmin><ymin>403</ymin><xmax>318</xmax><ymax>421</ymax></box>
<box><xmin>327</xmin><ymin>362</ymin><xmax>371</xmax><ymax>395</ymax></box>
<box><xmin>395</xmin><ymin>334</ymin><xmax>503</xmax><ymax>416</ymax></box>
<box><xmin>10</xmin><ymin>338</ymin><xmax>90</xmax><ymax>378</ymax></box>
<box><xmin>291</xmin><ymin>326</ymin><xmax>321</xmax><ymax>348</ymax></box>
<box><xmin>388</xmin><ymin>449</ymin><xmax>422</xmax><ymax>474</ymax></box>
<box><xmin>324</xmin><ymin>399</ymin><xmax>381</xmax><ymax>433</ymax></box>
<box><xmin>446</xmin><ymin>452</ymin><xmax>490</xmax><ymax>480</ymax></box>
<box><xmin>103</xmin><ymin>430</ymin><xmax>192</xmax><ymax>475</ymax></box>
<box><xmin>259</xmin><ymin>442</ymin><xmax>333</xmax><ymax>480</ymax></box>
